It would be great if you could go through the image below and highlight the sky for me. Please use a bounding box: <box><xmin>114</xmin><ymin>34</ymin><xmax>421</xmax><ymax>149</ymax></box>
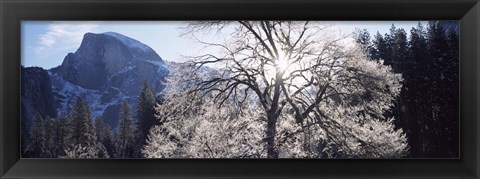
<box><xmin>22</xmin><ymin>21</ymin><xmax>426</xmax><ymax>69</ymax></box>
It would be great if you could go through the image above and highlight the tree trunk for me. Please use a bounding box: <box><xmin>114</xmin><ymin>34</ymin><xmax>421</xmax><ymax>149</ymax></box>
<box><xmin>266</xmin><ymin>112</ymin><xmax>279</xmax><ymax>158</ymax></box>
<box><xmin>264</xmin><ymin>69</ymin><xmax>284</xmax><ymax>158</ymax></box>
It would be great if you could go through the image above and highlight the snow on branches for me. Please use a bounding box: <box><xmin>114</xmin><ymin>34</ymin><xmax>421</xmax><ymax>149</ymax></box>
<box><xmin>143</xmin><ymin>21</ymin><xmax>409</xmax><ymax>158</ymax></box>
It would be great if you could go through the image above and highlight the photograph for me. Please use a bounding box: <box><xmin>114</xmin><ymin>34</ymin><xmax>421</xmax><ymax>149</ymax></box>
<box><xmin>21</xmin><ymin>20</ymin><xmax>459</xmax><ymax>159</ymax></box>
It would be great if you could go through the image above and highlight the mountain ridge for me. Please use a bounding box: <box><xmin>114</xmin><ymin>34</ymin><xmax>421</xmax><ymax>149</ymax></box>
<box><xmin>48</xmin><ymin>32</ymin><xmax>169</xmax><ymax>129</ymax></box>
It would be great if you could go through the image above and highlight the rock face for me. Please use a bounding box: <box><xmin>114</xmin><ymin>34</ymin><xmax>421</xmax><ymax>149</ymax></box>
<box><xmin>21</xmin><ymin>66</ymin><xmax>57</xmax><ymax>139</ymax></box>
<box><xmin>49</xmin><ymin>32</ymin><xmax>169</xmax><ymax>129</ymax></box>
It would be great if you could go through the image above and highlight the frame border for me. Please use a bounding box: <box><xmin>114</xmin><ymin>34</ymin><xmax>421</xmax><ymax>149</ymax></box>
<box><xmin>1</xmin><ymin>0</ymin><xmax>479</xmax><ymax>178</ymax></box>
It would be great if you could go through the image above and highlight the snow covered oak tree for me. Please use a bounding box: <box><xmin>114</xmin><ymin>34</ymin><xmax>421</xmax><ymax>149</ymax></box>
<box><xmin>143</xmin><ymin>21</ymin><xmax>409</xmax><ymax>158</ymax></box>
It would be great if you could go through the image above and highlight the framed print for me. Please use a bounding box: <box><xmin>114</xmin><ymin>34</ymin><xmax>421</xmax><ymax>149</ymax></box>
<box><xmin>1</xmin><ymin>0</ymin><xmax>479</xmax><ymax>178</ymax></box>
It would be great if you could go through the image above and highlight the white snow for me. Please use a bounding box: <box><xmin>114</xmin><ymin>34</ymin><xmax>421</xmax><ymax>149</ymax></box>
<box><xmin>50</xmin><ymin>72</ymin><xmax>112</xmax><ymax>118</ymax></box>
<box><xmin>146</xmin><ymin>60</ymin><xmax>168</xmax><ymax>75</ymax></box>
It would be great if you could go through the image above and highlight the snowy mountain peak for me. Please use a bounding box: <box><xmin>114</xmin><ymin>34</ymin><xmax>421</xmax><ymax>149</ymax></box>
<box><xmin>101</xmin><ymin>32</ymin><xmax>156</xmax><ymax>55</ymax></box>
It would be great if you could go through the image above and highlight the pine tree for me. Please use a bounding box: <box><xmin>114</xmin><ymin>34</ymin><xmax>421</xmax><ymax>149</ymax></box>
<box><xmin>426</xmin><ymin>21</ymin><xmax>456</xmax><ymax>158</ymax></box>
<box><xmin>382</xmin><ymin>24</ymin><xmax>396</xmax><ymax>67</ymax></box>
<box><xmin>424</xmin><ymin>21</ymin><xmax>452</xmax><ymax>157</ymax></box>
<box><xmin>393</xmin><ymin>28</ymin><xmax>409</xmax><ymax>71</ymax></box>
<box><xmin>403</xmin><ymin>23</ymin><xmax>429</xmax><ymax>157</ymax></box>
<box><xmin>135</xmin><ymin>82</ymin><xmax>158</xmax><ymax>153</ymax></box>
<box><xmin>356</xmin><ymin>29</ymin><xmax>375</xmax><ymax>59</ymax></box>
<box><xmin>409</xmin><ymin>23</ymin><xmax>428</xmax><ymax>78</ymax></box>
<box><xmin>53</xmin><ymin>115</ymin><xmax>69</xmax><ymax>157</ymax></box>
<box><xmin>372</xmin><ymin>32</ymin><xmax>388</xmax><ymax>61</ymax></box>
<box><xmin>25</xmin><ymin>113</ymin><xmax>46</xmax><ymax>157</ymax></box>
<box><xmin>390</xmin><ymin>28</ymin><xmax>410</xmax><ymax>129</ymax></box>
<box><xmin>59</xmin><ymin>96</ymin><xmax>105</xmax><ymax>158</ymax></box>
<box><xmin>94</xmin><ymin>116</ymin><xmax>115</xmax><ymax>156</ymax></box>
<box><xmin>43</xmin><ymin>116</ymin><xmax>55</xmax><ymax>157</ymax></box>
<box><xmin>115</xmin><ymin>101</ymin><xmax>135</xmax><ymax>158</ymax></box>
<box><xmin>70</xmin><ymin>96</ymin><xmax>95</xmax><ymax>146</ymax></box>
<box><xmin>440</xmin><ymin>24</ymin><xmax>459</xmax><ymax>158</ymax></box>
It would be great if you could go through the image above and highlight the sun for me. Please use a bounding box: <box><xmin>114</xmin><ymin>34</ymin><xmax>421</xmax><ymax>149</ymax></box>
<box><xmin>276</xmin><ymin>55</ymin><xmax>289</xmax><ymax>73</ymax></box>
<box><xmin>275</xmin><ymin>50</ymin><xmax>291</xmax><ymax>73</ymax></box>
<box><xmin>263</xmin><ymin>50</ymin><xmax>296</xmax><ymax>82</ymax></box>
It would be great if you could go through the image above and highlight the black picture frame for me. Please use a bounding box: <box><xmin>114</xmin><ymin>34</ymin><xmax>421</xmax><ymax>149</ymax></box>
<box><xmin>1</xmin><ymin>0</ymin><xmax>479</xmax><ymax>178</ymax></box>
